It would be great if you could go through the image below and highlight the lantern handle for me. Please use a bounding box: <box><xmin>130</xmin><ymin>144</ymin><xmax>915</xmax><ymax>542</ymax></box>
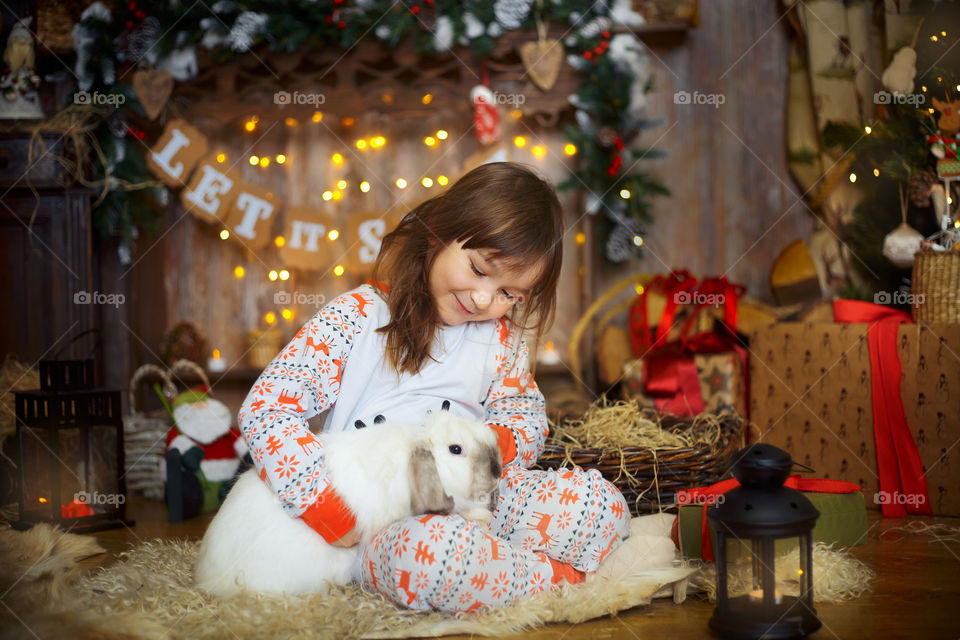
<box><xmin>51</xmin><ymin>328</ymin><xmax>102</xmax><ymax>360</ymax></box>
<box><xmin>792</xmin><ymin>460</ymin><xmax>816</xmax><ymax>474</ymax></box>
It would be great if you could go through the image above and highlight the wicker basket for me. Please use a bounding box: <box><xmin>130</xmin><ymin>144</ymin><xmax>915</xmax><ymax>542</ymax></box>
<box><xmin>246</xmin><ymin>329</ymin><xmax>283</xmax><ymax>369</ymax></box>
<box><xmin>123</xmin><ymin>365</ymin><xmax>176</xmax><ymax>501</ymax></box>
<box><xmin>911</xmin><ymin>251</ymin><xmax>960</xmax><ymax>323</ymax></box>
<box><xmin>123</xmin><ymin>360</ymin><xmax>212</xmax><ymax>500</ymax></box>
<box><xmin>533</xmin><ymin>410</ymin><xmax>744</xmax><ymax>516</ymax></box>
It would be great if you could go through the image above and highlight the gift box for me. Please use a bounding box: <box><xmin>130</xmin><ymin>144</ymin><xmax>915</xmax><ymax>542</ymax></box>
<box><xmin>748</xmin><ymin>317</ymin><xmax>960</xmax><ymax>516</ymax></box>
<box><xmin>675</xmin><ymin>477</ymin><xmax>868</xmax><ymax>561</ymax></box>
<box><xmin>623</xmin><ymin>350</ymin><xmax>746</xmax><ymax>417</ymax></box>
<box><xmin>621</xmin><ymin>273</ymin><xmax>749</xmax><ymax>418</ymax></box>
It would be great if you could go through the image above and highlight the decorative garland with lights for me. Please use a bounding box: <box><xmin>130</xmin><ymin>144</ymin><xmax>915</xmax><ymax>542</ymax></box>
<box><xmin>70</xmin><ymin>0</ymin><xmax>667</xmax><ymax>264</ymax></box>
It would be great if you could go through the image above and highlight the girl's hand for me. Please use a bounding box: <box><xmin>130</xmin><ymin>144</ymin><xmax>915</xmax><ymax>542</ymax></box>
<box><xmin>329</xmin><ymin>526</ymin><xmax>361</xmax><ymax>548</ymax></box>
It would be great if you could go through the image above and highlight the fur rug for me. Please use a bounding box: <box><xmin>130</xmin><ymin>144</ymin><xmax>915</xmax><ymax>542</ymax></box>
<box><xmin>1</xmin><ymin>525</ymin><xmax>873</xmax><ymax>640</ymax></box>
<box><xmin>0</xmin><ymin>527</ymin><xmax>693</xmax><ymax>640</ymax></box>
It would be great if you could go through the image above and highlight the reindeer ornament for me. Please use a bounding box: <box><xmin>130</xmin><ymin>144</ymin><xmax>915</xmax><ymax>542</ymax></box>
<box><xmin>929</xmin><ymin>97</ymin><xmax>960</xmax><ymax>180</ymax></box>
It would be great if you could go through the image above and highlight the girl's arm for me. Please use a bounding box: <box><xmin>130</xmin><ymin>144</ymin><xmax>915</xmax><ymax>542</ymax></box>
<box><xmin>237</xmin><ymin>289</ymin><xmax>373</xmax><ymax>542</ymax></box>
<box><xmin>483</xmin><ymin>321</ymin><xmax>548</xmax><ymax>468</ymax></box>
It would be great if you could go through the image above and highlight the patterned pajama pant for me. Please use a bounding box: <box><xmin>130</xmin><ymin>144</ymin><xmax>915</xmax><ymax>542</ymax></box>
<box><xmin>360</xmin><ymin>465</ymin><xmax>631</xmax><ymax>612</ymax></box>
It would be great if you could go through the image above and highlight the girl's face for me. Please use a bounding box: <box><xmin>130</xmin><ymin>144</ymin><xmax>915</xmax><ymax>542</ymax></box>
<box><xmin>429</xmin><ymin>240</ymin><xmax>543</xmax><ymax>326</ymax></box>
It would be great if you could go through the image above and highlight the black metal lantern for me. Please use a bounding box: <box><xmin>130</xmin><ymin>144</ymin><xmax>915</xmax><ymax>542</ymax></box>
<box><xmin>707</xmin><ymin>444</ymin><xmax>821</xmax><ymax>639</ymax></box>
<box><xmin>14</xmin><ymin>360</ymin><xmax>133</xmax><ymax>532</ymax></box>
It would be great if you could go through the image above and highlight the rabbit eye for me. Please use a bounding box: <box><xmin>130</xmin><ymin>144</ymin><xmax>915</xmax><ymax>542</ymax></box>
<box><xmin>449</xmin><ymin>445</ymin><xmax>462</xmax><ymax>455</ymax></box>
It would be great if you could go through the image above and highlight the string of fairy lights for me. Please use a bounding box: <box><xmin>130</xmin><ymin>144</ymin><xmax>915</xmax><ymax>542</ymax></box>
<box><xmin>219</xmin><ymin>95</ymin><xmax>639</xmax><ymax>328</ymax></box>
<box><xmin>847</xmin><ymin>25</ymin><xmax>960</xmax><ymax>217</ymax></box>
<box><xmin>850</xmin><ymin>84</ymin><xmax>960</xmax><ymax>215</ymax></box>
<box><xmin>216</xmin><ymin>100</ymin><xmax>643</xmax><ymax>325</ymax></box>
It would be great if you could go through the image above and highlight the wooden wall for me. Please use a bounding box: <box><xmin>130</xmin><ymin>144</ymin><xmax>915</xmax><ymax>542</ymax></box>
<box><xmin>610</xmin><ymin>0</ymin><xmax>812</xmax><ymax>295</ymax></box>
<box><xmin>116</xmin><ymin>0</ymin><xmax>808</xmax><ymax>406</ymax></box>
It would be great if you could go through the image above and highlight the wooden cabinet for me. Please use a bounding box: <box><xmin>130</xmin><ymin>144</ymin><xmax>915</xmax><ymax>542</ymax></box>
<box><xmin>0</xmin><ymin>133</ymin><xmax>99</xmax><ymax>368</ymax></box>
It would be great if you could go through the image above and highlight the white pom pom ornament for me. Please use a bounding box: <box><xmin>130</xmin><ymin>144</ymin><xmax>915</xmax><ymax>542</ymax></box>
<box><xmin>883</xmin><ymin>222</ymin><xmax>924</xmax><ymax>268</ymax></box>
<box><xmin>883</xmin><ymin>182</ymin><xmax>924</xmax><ymax>268</ymax></box>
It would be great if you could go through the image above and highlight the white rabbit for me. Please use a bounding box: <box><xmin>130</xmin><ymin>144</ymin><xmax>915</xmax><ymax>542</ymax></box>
<box><xmin>194</xmin><ymin>410</ymin><xmax>502</xmax><ymax>597</ymax></box>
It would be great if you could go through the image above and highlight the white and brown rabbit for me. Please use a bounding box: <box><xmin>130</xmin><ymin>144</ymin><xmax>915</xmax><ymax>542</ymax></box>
<box><xmin>194</xmin><ymin>410</ymin><xmax>502</xmax><ymax>596</ymax></box>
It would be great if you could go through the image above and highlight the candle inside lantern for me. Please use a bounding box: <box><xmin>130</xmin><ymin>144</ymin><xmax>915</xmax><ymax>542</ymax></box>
<box><xmin>208</xmin><ymin>349</ymin><xmax>227</xmax><ymax>373</ymax></box>
<box><xmin>748</xmin><ymin>588</ymin><xmax>783</xmax><ymax>605</ymax></box>
<box><xmin>538</xmin><ymin>341</ymin><xmax>561</xmax><ymax>365</ymax></box>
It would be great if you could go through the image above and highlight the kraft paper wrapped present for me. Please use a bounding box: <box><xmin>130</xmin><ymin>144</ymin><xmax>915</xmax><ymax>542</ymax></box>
<box><xmin>748</xmin><ymin>320</ymin><xmax>960</xmax><ymax>516</ymax></box>
<box><xmin>675</xmin><ymin>478</ymin><xmax>868</xmax><ymax>561</ymax></box>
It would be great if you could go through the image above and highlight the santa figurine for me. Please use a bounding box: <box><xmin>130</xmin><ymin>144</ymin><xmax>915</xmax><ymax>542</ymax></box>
<box><xmin>164</xmin><ymin>386</ymin><xmax>248</xmax><ymax>522</ymax></box>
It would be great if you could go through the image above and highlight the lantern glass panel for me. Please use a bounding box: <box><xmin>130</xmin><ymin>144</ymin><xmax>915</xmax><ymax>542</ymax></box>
<box><xmin>726</xmin><ymin>536</ymin><xmax>805</xmax><ymax>604</ymax></box>
<box><xmin>19</xmin><ymin>425</ymin><xmax>55</xmax><ymax>521</ymax></box>
<box><xmin>90</xmin><ymin>423</ymin><xmax>121</xmax><ymax>504</ymax></box>
<box><xmin>721</xmin><ymin>535</ymin><xmax>804</xmax><ymax>604</ymax></box>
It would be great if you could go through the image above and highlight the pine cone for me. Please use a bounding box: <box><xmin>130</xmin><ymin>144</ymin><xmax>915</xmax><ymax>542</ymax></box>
<box><xmin>907</xmin><ymin>169</ymin><xmax>937</xmax><ymax>208</ymax></box>
<box><xmin>493</xmin><ymin>0</ymin><xmax>532</xmax><ymax>30</ymax></box>
<box><xmin>605</xmin><ymin>222</ymin><xmax>641</xmax><ymax>263</ymax></box>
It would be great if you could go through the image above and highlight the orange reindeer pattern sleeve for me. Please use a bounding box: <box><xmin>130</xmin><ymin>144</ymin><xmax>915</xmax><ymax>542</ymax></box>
<box><xmin>483</xmin><ymin>318</ymin><xmax>548</xmax><ymax>468</ymax></box>
<box><xmin>237</xmin><ymin>287</ymin><xmax>375</xmax><ymax>540</ymax></box>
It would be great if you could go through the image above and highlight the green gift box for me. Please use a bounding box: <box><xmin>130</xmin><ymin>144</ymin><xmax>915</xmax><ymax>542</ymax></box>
<box><xmin>677</xmin><ymin>490</ymin><xmax>868</xmax><ymax>560</ymax></box>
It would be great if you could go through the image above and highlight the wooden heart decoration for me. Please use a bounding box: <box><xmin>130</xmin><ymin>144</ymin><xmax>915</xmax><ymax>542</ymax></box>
<box><xmin>133</xmin><ymin>69</ymin><xmax>174</xmax><ymax>120</ymax></box>
<box><xmin>519</xmin><ymin>39</ymin><xmax>563</xmax><ymax>92</ymax></box>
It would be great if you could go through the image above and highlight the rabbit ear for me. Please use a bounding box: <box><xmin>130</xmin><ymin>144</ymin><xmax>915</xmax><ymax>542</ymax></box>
<box><xmin>409</xmin><ymin>446</ymin><xmax>454</xmax><ymax>515</ymax></box>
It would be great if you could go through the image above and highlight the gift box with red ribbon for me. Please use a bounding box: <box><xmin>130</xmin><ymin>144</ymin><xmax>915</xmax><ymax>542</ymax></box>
<box><xmin>748</xmin><ymin>300</ymin><xmax>959</xmax><ymax>517</ymax></box>
<box><xmin>674</xmin><ymin>476</ymin><xmax>868</xmax><ymax>561</ymax></box>
<box><xmin>621</xmin><ymin>272</ymin><xmax>749</xmax><ymax>418</ymax></box>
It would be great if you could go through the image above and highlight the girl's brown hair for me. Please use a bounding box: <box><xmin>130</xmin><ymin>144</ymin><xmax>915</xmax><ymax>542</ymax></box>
<box><xmin>372</xmin><ymin>162</ymin><xmax>564</xmax><ymax>376</ymax></box>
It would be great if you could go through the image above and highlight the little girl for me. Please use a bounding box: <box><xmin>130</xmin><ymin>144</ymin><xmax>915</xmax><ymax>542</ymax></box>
<box><xmin>237</xmin><ymin>162</ymin><xmax>631</xmax><ymax>611</ymax></box>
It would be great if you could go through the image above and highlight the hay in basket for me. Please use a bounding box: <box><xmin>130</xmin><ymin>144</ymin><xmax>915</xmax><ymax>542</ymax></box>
<box><xmin>535</xmin><ymin>398</ymin><xmax>744</xmax><ymax>515</ymax></box>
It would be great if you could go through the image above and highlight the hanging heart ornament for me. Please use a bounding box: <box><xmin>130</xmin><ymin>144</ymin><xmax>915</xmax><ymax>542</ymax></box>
<box><xmin>519</xmin><ymin>39</ymin><xmax>563</xmax><ymax>92</ymax></box>
<box><xmin>133</xmin><ymin>69</ymin><xmax>174</xmax><ymax>120</ymax></box>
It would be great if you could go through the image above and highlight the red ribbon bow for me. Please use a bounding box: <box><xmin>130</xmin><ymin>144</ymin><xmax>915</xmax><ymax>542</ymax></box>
<box><xmin>629</xmin><ymin>273</ymin><xmax>748</xmax><ymax>417</ymax></box>
<box><xmin>675</xmin><ymin>475</ymin><xmax>861</xmax><ymax>562</ymax></box>
<box><xmin>833</xmin><ymin>300</ymin><xmax>932</xmax><ymax>517</ymax></box>
<box><xmin>629</xmin><ymin>270</ymin><xmax>699</xmax><ymax>355</ymax></box>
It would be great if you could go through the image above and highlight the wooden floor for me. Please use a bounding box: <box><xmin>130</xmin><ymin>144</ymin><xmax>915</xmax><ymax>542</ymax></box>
<box><xmin>67</xmin><ymin>499</ymin><xmax>960</xmax><ymax>639</ymax></box>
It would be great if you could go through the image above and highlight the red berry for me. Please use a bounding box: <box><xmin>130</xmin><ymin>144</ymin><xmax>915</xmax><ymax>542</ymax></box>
<box><xmin>600</xmin><ymin>41</ymin><xmax>609</xmax><ymax>49</ymax></box>
<box><xmin>128</xmin><ymin>1</ymin><xmax>136</xmax><ymax>10</ymax></box>
<box><xmin>426</xmin><ymin>0</ymin><xmax>434</xmax><ymax>4</ymax></box>
<box><xmin>584</xmin><ymin>51</ymin><xmax>593</xmax><ymax>59</ymax></box>
<box><xmin>326</xmin><ymin>15</ymin><xmax>334</xmax><ymax>24</ymax></box>
<box><xmin>602</xmin><ymin>30</ymin><xmax>611</xmax><ymax>39</ymax></box>
<box><xmin>334</xmin><ymin>0</ymin><xmax>344</xmax><ymax>3</ymax></box>
<box><xmin>135</xmin><ymin>10</ymin><xmax>145</xmax><ymax>19</ymax></box>
<box><xmin>135</xmin><ymin>130</ymin><xmax>146</xmax><ymax>140</ymax></box>
<box><xmin>594</xmin><ymin>46</ymin><xmax>603</xmax><ymax>55</ymax></box>
<box><xmin>125</xmin><ymin>20</ymin><xmax>134</xmax><ymax>29</ymax></box>
<box><xmin>411</xmin><ymin>5</ymin><xmax>420</xmax><ymax>13</ymax></box>
<box><xmin>338</xmin><ymin>21</ymin><xmax>346</xmax><ymax>29</ymax></box>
